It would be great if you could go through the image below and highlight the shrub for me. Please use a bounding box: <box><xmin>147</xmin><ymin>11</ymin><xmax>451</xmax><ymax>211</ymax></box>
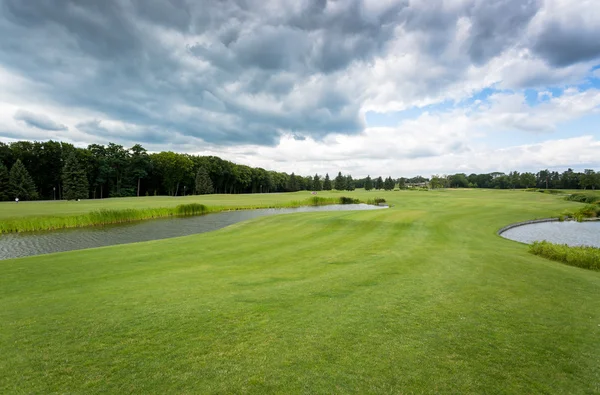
<box><xmin>539</xmin><ymin>189</ymin><xmax>563</xmax><ymax>195</ymax></box>
<box><xmin>572</xmin><ymin>205</ymin><xmax>600</xmax><ymax>221</ymax></box>
<box><xmin>565</xmin><ymin>193</ymin><xmax>600</xmax><ymax>204</ymax></box>
<box><xmin>529</xmin><ymin>241</ymin><xmax>600</xmax><ymax>271</ymax></box>
<box><xmin>339</xmin><ymin>196</ymin><xmax>360</xmax><ymax>204</ymax></box>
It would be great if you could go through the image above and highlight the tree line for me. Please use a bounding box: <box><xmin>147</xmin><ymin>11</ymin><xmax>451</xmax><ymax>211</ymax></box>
<box><xmin>0</xmin><ymin>140</ymin><xmax>598</xmax><ymax>201</ymax></box>
<box><xmin>424</xmin><ymin>170</ymin><xmax>600</xmax><ymax>190</ymax></box>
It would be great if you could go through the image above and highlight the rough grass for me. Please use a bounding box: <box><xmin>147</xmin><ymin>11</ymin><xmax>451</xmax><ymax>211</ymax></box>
<box><xmin>529</xmin><ymin>240</ymin><xmax>600</xmax><ymax>271</ymax></box>
<box><xmin>366</xmin><ymin>197</ymin><xmax>386</xmax><ymax>205</ymax></box>
<box><xmin>1</xmin><ymin>189</ymin><xmax>599</xmax><ymax>393</ymax></box>
<box><xmin>0</xmin><ymin>196</ymin><xmax>371</xmax><ymax>233</ymax></box>
<box><xmin>565</xmin><ymin>192</ymin><xmax>600</xmax><ymax>204</ymax></box>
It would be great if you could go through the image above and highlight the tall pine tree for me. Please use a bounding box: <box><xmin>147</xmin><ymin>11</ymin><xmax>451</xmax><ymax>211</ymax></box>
<box><xmin>0</xmin><ymin>162</ymin><xmax>9</xmax><ymax>201</ymax></box>
<box><xmin>195</xmin><ymin>166</ymin><xmax>214</xmax><ymax>195</ymax></box>
<box><xmin>375</xmin><ymin>176</ymin><xmax>384</xmax><ymax>190</ymax></box>
<box><xmin>334</xmin><ymin>172</ymin><xmax>346</xmax><ymax>190</ymax></box>
<box><xmin>323</xmin><ymin>173</ymin><xmax>332</xmax><ymax>190</ymax></box>
<box><xmin>312</xmin><ymin>174</ymin><xmax>322</xmax><ymax>191</ymax></box>
<box><xmin>364</xmin><ymin>175</ymin><xmax>373</xmax><ymax>191</ymax></box>
<box><xmin>345</xmin><ymin>175</ymin><xmax>355</xmax><ymax>191</ymax></box>
<box><xmin>62</xmin><ymin>154</ymin><xmax>89</xmax><ymax>200</ymax></box>
<box><xmin>384</xmin><ymin>176</ymin><xmax>395</xmax><ymax>190</ymax></box>
<box><xmin>9</xmin><ymin>159</ymin><xmax>38</xmax><ymax>200</ymax></box>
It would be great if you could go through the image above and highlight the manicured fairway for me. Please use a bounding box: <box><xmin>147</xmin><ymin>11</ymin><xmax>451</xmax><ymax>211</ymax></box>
<box><xmin>1</xmin><ymin>190</ymin><xmax>599</xmax><ymax>393</ymax></box>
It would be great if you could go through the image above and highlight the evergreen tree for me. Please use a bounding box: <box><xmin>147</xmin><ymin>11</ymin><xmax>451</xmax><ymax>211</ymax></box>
<box><xmin>62</xmin><ymin>154</ymin><xmax>89</xmax><ymax>200</ymax></box>
<box><xmin>364</xmin><ymin>175</ymin><xmax>373</xmax><ymax>191</ymax></box>
<box><xmin>397</xmin><ymin>177</ymin><xmax>406</xmax><ymax>189</ymax></box>
<box><xmin>0</xmin><ymin>162</ymin><xmax>9</xmax><ymax>201</ymax></box>
<box><xmin>384</xmin><ymin>176</ymin><xmax>395</xmax><ymax>191</ymax></box>
<box><xmin>323</xmin><ymin>173</ymin><xmax>332</xmax><ymax>190</ymax></box>
<box><xmin>194</xmin><ymin>166</ymin><xmax>214</xmax><ymax>195</ymax></box>
<box><xmin>287</xmin><ymin>172</ymin><xmax>299</xmax><ymax>192</ymax></box>
<box><xmin>312</xmin><ymin>174</ymin><xmax>322</xmax><ymax>191</ymax></box>
<box><xmin>345</xmin><ymin>175</ymin><xmax>355</xmax><ymax>191</ymax></box>
<box><xmin>9</xmin><ymin>159</ymin><xmax>38</xmax><ymax>200</ymax></box>
<box><xmin>375</xmin><ymin>176</ymin><xmax>383</xmax><ymax>190</ymax></box>
<box><xmin>334</xmin><ymin>171</ymin><xmax>346</xmax><ymax>190</ymax></box>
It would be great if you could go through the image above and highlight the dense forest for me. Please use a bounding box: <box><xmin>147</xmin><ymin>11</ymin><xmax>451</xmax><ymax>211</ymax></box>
<box><xmin>0</xmin><ymin>140</ymin><xmax>598</xmax><ymax>201</ymax></box>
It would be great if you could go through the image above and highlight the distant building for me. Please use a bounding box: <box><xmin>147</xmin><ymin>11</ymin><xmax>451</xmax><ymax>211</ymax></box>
<box><xmin>406</xmin><ymin>182</ymin><xmax>429</xmax><ymax>188</ymax></box>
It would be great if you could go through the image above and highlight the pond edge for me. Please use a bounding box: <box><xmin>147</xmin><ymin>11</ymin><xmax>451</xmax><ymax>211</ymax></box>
<box><xmin>497</xmin><ymin>218</ymin><xmax>559</xmax><ymax>236</ymax></box>
<box><xmin>497</xmin><ymin>217</ymin><xmax>600</xmax><ymax>236</ymax></box>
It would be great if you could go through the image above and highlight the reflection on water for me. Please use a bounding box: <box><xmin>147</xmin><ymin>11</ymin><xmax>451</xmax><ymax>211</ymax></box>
<box><xmin>0</xmin><ymin>204</ymin><xmax>387</xmax><ymax>260</ymax></box>
<box><xmin>500</xmin><ymin>220</ymin><xmax>600</xmax><ymax>248</ymax></box>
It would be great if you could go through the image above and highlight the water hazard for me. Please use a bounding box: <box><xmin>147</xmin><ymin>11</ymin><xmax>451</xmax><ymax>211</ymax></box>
<box><xmin>500</xmin><ymin>220</ymin><xmax>600</xmax><ymax>248</ymax></box>
<box><xmin>0</xmin><ymin>204</ymin><xmax>387</xmax><ymax>260</ymax></box>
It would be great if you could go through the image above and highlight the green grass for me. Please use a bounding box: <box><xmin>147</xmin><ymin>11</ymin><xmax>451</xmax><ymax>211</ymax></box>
<box><xmin>1</xmin><ymin>189</ymin><xmax>599</xmax><ymax>393</ymax></box>
<box><xmin>0</xmin><ymin>195</ymin><xmax>369</xmax><ymax>233</ymax></box>
<box><xmin>529</xmin><ymin>240</ymin><xmax>600</xmax><ymax>271</ymax></box>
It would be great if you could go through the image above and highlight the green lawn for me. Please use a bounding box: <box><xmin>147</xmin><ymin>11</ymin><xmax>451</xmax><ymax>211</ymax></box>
<box><xmin>0</xmin><ymin>193</ymin><xmax>314</xmax><ymax>220</ymax></box>
<box><xmin>1</xmin><ymin>189</ymin><xmax>599</xmax><ymax>393</ymax></box>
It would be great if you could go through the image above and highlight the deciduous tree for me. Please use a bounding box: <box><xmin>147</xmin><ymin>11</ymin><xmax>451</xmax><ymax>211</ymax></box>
<box><xmin>194</xmin><ymin>166</ymin><xmax>214</xmax><ymax>195</ymax></box>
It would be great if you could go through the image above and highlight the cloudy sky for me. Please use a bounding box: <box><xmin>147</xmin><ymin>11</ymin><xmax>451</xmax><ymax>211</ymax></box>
<box><xmin>1</xmin><ymin>0</ymin><xmax>599</xmax><ymax>177</ymax></box>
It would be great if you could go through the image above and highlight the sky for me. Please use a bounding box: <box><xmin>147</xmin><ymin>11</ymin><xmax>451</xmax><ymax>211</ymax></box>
<box><xmin>0</xmin><ymin>0</ymin><xmax>599</xmax><ymax>178</ymax></box>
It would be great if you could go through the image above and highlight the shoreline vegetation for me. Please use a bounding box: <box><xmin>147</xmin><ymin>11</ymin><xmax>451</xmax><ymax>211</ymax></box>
<box><xmin>529</xmin><ymin>241</ymin><xmax>600</xmax><ymax>271</ymax></box>
<box><xmin>0</xmin><ymin>196</ymin><xmax>385</xmax><ymax>234</ymax></box>
<box><xmin>562</xmin><ymin>192</ymin><xmax>600</xmax><ymax>221</ymax></box>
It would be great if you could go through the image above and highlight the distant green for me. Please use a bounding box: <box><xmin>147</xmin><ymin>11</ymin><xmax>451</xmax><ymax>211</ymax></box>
<box><xmin>1</xmin><ymin>189</ymin><xmax>599</xmax><ymax>393</ymax></box>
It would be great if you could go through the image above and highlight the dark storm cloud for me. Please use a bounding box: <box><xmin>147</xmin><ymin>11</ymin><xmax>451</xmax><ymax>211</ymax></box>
<box><xmin>131</xmin><ymin>0</ymin><xmax>192</xmax><ymax>31</ymax></box>
<box><xmin>2</xmin><ymin>0</ymin><xmax>142</xmax><ymax>60</ymax></box>
<box><xmin>14</xmin><ymin>110</ymin><xmax>68</xmax><ymax>131</ymax></box>
<box><xmin>532</xmin><ymin>22</ymin><xmax>600</xmax><ymax>67</ymax></box>
<box><xmin>0</xmin><ymin>0</ymin><xmax>596</xmax><ymax>149</ymax></box>
<box><xmin>398</xmin><ymin>0</ymin><xmax>541</xmax><ymax>66</ymax></box>
<box><xmin>465</xmin><ymin>0</ymin><xmax>540</xmax><ymax>64</ymax></box>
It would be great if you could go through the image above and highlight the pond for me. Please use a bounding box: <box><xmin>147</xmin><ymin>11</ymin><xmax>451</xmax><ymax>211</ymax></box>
<box><xmin>500</xmin><ymin>220</ymin><xmax>600</xmax><ymax>248</ymax></box>
<box><xmin>0</xmin><ymin>204</ymin><xmax>387</xmax><ymax>260</ymax></box>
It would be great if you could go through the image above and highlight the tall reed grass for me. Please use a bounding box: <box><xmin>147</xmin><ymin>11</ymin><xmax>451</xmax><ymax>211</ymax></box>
<box><xmin>366</xmin><ymin>197</ymin><xmax>386</xmax><ymax>205</ymax></box>
<box><xmin>0</xmin><ymin>197</ymin><xmax>375</xmax><ymax>234</ymax></box>
<box><xmin>529</xmin><ymin>241</ymin><xmax>600</xmax><ymax>271</ymax></box>
<box><xmin>174</xmin><ymin>203</ymin><xmax>208</xmax><ymax>216</ymax></box>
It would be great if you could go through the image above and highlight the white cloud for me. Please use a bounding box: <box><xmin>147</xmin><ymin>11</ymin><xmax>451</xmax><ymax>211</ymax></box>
<box><xmin>1</xmin><ymin>0</ymin><xmax>600</xmax><ymax>176</ymax></box>
<box><xmin>194</xmin><ymin>88</ymin><xmax>600</xmax><ymax>177</ymax></box>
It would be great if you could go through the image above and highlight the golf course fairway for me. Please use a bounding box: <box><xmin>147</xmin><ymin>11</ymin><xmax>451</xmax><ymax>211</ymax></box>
<box><xmin>1</xmin><ymin>189</ymin><xmax>598</xmax><ymax>393</ymax></box>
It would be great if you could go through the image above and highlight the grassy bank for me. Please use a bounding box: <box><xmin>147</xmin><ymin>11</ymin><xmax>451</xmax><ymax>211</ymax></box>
<box><xmin>561</xmin><ymin>192</ymin><xmax>600</xmax><ymax>220</ymax></box>
<box><xmin>565</xmin><ymin>191</ymin><xmax>600</xmax><ymax>204</ymax></box>
<box><xmin>1</xmin><ymin>189</ymin><xmax>599</xmax><ymax>393</ymax></box>
<box><xmin>0</xmin><ymin>195</ymin><xmax>372</xmax><ymax>233</ymax></box>
<box><xmin>529</xmin><ymin>240</ymin><xmax>600</xmax><ymax>271</ymax></box>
